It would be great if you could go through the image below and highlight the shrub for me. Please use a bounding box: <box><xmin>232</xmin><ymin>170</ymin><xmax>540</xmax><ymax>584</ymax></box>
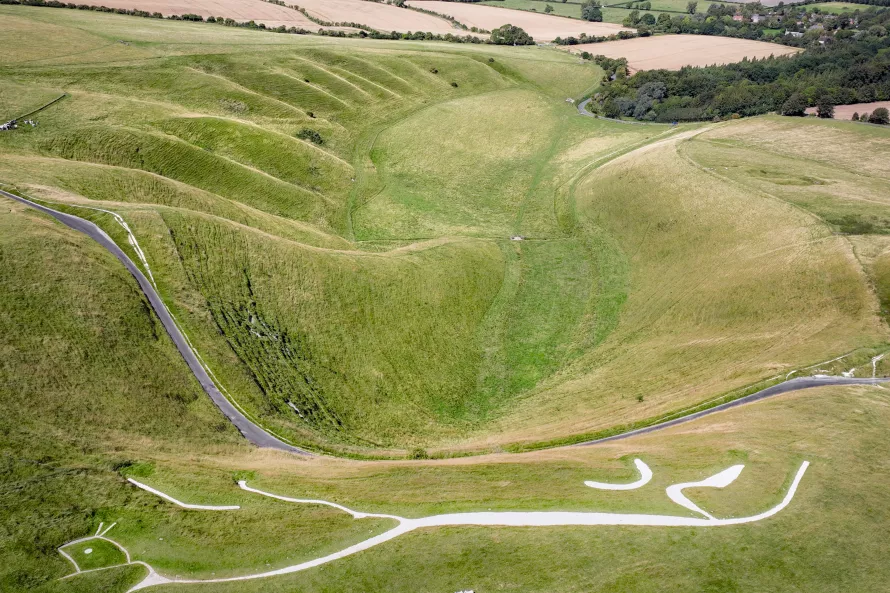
<box><xmin>408</xmin><ymin>447</ymin><xmax>429</xmax><ymax>460</ymax></box>
<box><xmin>852</xmin><ymin>112</ymin><xmax>859</xmax><ymax>121</ymax></box>
<box><xmin>219</xmin><ymin>98</ymin><xmax>248</xmax><ymax>113</ymax></box>
<box><xmin>868</xmin><ymin>107</ymin><xmax>889</xmax><ymax>125</ymax></box>
<box><xmin>450</xmin><ymin>81</ymin><xmax>459</xmax><ymax>87</ymax></box>
<box><xmin>296</xmin><ymin>128</ymin><xmax>323</xmax><ymax>145</ymax></box>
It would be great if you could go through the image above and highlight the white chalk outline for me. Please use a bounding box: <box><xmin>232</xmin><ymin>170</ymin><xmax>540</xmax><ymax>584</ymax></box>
<box><xmin>127</xmin><ymin>478</ymin><xmax>240</xmax><ymax>510</ymax></box>
<box><xmin>59</xmin><ymin>460</ymin><xmax>809</xmax><ymax>592</ymax></box>
<box><xmin>585</xmin><ymin>458</ymin><xmax>653</xmax><ymax>490</ymax></box>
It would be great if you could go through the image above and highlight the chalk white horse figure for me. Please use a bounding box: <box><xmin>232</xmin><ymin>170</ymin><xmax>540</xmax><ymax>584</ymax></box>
<box><xmin>59</xmin><ymin>460</ymin><xmax>810</xmax><ymax>591</ymax></box>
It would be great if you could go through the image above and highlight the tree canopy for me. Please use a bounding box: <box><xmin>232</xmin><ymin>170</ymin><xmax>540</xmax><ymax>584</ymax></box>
<box><xmin>490</xmin><ymin>24</ymin><xmax>534</xmax><ymax>45</ymax></box>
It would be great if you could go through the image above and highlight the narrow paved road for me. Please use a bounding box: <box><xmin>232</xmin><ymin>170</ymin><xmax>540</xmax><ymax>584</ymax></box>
<box><xmin>4</xmin><ymin>189</ymin><xmax>886</xmax><ymax>456</ymax></box>
<box><xmin>1</xmin><ymin>189</ymin><xmax>311</xmax><ymax>456</ymax></box>
<box><xmin>575</xmin><ymin>375</ymin><xmax>888</xmax><ymax>447</ymax></box>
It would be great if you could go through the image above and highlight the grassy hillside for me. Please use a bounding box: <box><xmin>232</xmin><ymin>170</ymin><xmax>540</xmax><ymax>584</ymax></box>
<box><xmin>1</xmin><ymin>5</ymin><xmax>888</xmax><ymax>455</ymax></box>
<box><xmin>3</xmin><ymin>7</ymin><xmax>890</xmax><ymax>593</ymax></box>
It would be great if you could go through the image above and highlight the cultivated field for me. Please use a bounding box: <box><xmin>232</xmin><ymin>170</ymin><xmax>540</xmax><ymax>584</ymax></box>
<box><xmin>407</xmin><ymin>0</ymin><xmax>632</xmax><ymax>40</ymax></box>
<box><xmin>57</xmin><ymin>0</ymin><xmax>324</xmax><ymax>30</ymax></box>
<box><xmin>805</xmin><ymin>101</ymin><xmax>890</xmax><ymax>120</ymax></box>
<box><xmin>295</xmin><ymin>0</ymin><xmax>466</xmax><ymax>34</ymax></box>
<box><xmin>567</xmin><ymin>34</ymin><xmax>800</xmax><ymax>71</ymax></box>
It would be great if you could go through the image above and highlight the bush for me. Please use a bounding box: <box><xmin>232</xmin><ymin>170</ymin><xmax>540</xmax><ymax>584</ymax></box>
<box><xmin>869</xmin><ymin>107</ymin><xmax>889</xmax><ymax>125</ymax></box>
<box><xmin>408</xmin><ymin>447</ymin><xmax>429</xmax><ymax>460</ymax></box>
<box><xmin>219</xmin><ymin>98</ymin><xmax>248</xmax><ymax>113</ymax></box>
<box><xmin>296</xmin><ymin>128</ymin><xmax>323</xmax><ymax>145</ymax></box>
<box><xmin>450</xmin><ymin>81</ymin><xmax>459</xmax><ymax>87</ymax></box>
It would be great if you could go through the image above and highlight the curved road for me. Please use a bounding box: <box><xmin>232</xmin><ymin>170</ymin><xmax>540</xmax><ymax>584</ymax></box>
<box><xmin>1</xmin><ymin>189</ymin><xmax>311</xmax><ymax>456</ymax></box>
<box><xmin>3</xmin><ymin>189</ymin><xmax>886</xmax><ymax>456</ymax></box>
<box><xmin>575</xmin><ymin>375</ymin><xmax>888</xmax><ymax>447</ymax></box>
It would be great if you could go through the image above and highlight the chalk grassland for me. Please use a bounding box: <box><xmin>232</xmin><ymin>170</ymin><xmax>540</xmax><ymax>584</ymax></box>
<box><xmin>407</xmin><ymin>0</ymin><xmax>633</xmax><ymax>40</ymax></box>
<box><xmin>476</xmin><ymin>120</ymin><xmax>888</xmax><ymax>449</ymax></box>
<box><xmin>1</xmin><ymin>207</ymin><xmax>888</xmax><ymax>591</ymax></box>
<box><xmin>2</xmin><ymin>6</ymin><xmax>888</xmax><ymax>454</ymax></box>
<box><xmin>567</xmin><ymin>34</ymin><xmax>800</xmax><ymax>71</ymax></box>
<box><xmin>1</xmin><ymin>5</ymin><xmax>640</xmax><ymax>451</ymax></box>
<box><xmin>805</xmin><ymin>100</ymin><xmax>890</xmax><ymax>119</ymax></box>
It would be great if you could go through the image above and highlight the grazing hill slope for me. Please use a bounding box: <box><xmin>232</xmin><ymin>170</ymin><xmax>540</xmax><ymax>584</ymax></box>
<box><xmin>2</xmin><ymin>9</ymin><xmax>890</xmax><ymax>593</ymax></box>
<box><xmin>1</xmin><ymin>5</ymin><xmax>887</xmax><ymax>455</ymax></box>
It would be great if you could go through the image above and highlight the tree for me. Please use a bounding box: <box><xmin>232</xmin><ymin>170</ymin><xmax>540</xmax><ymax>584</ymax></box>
<box><xmin>686</xmin><ymin>1</ymin><xmax>698</xmax><ymax>13</ymax></box>
<box><xmin>581</xmin><ymin>0</ymin><xmax>603</xmax><ymax>22</ymax></box>
<box><xmin>781</xmin><ymin>93</ymin><xmax>807</xmax><ymax>116</ymax></box>
<box><xmin>490</xmin><ymin>24</ymin><xmax>534</xmax><ymax>45</ymax></box>
<box><xmin>623</xmin><ymin>8</ymin><xmax>640</xmax><ymax>26</ymax></box>
<box><xmin>851</xmin><ymin>112</ymin><xmax>859</xmax><ymax>121</ymax></box>
<box><xmin>545</xmin><ymin>3</ymin><xmax>553</xmax><ymax>12</ymax></box>
<box><xmin>816</xmin><ymin>96</ymin><xmax>835</xmax><ymax>118</ymax></box>
<box><xmin>860</xmin><ymin>112</ymin><xmax>870</xmax><ymax>122</ymax></box>
<box><xmin>869</xmin><ymin>107</ymin><xmax>890</xmax><ymax>125</ymax></box>
<box><xmin>641</xmin><ymin>12</ymin><xmax>656</xmax><ymax>25</ymax></box>
<box><xmin>657</xmin><ymin>12</ymin><xmax>672</xmax><ymax>27</ymax></box>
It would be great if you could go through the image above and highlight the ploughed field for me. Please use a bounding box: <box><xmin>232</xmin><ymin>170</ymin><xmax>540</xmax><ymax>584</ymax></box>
<box><xmin>805</xmin><ymin>100</ymin><xmax>890</xmax><ymax>120</ymax></box>
<box><xmin>567</xmin><ymin>34</ymin><xmax>800</xmax><ymax>72</ymax></box>
<box><xmin>407</xmin><ymin>0</ymin><xmax>633</xmax><ymax>41</ymax></box>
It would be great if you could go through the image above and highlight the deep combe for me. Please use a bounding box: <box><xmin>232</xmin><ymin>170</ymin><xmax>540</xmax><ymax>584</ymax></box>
<box><xmin>2</xmin><ymin>1</ymin><xmax>890</xmax><ymax>592</ymax></box>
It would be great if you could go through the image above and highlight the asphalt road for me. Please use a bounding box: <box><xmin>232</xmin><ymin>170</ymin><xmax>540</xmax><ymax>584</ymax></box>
<box><xmin>575</xmin><ymin>375</ymin><xmax>889</xmax><ymax>447</ymax></box>
<box><xmin>2</xmin><ymin>189</ymin><xmax>311</xmax><ymax>456</ymax></box>
<box><xmin>4</xmin><ymin>189</ymin><xmax>887</xmax><ymax>456</ymax></box>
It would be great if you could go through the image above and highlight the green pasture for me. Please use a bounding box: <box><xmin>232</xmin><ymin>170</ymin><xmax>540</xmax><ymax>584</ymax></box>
<box><xmin>2</xmin><ymin>5</ymin><xmax>890</xmax><ymax>593</ymax></box>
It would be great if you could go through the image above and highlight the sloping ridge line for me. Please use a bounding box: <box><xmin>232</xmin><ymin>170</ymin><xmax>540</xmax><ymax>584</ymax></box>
<box><xmin>4</xmin><ymin>189</ymin><xmax>887</xmax><ymax>457</ymax></box>
<box><xmin>1</xmin><ymin>189</ymin><xmax>310</xmax><ymax>456</ymax></box>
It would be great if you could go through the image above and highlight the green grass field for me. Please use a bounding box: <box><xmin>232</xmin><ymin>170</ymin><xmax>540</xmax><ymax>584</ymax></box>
<box><xmin>802</xmin><ymin>1</ymin><xmax>866</xmax><ymax>13</ymax></box>
<box><xmin>2</xmin><ymin>6</ymin><xmax>890</xmax><ymax>592</ymax></box>
<box><xmin>480</xmin><ymin>0</ymin><xmax>734</xmax><ymax>23</ymax></box>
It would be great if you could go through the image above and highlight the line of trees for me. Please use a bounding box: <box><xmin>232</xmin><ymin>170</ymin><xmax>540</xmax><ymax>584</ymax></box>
<box><xmin>588</xmin><ymin>7</ymin><xmax>890</xmax><ymax>122</ymax></box>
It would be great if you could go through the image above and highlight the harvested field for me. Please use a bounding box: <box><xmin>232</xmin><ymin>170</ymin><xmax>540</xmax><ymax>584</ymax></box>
<box><xmin>806</xmin><ymin>101</ymin><xmax>890</xmax><ymax>120</ymax></box>
<box><xmin>297</xmin><ymin>0</ymin><xmax>464</xmax><ymax>34</ymax></box>
<box><xmin>406</xmin><ymin>0</ymin><xmax>632</xmax><ymax>41</ymax></box>
<box><xmin>567</xmin><ymin>35</ymin><xmax>800</xmax><ymax>72</ymax></box>
<box><xmin>69</xmin><ymin>0</ymin><xmax>325</xmax><ymax>30</ymax></box>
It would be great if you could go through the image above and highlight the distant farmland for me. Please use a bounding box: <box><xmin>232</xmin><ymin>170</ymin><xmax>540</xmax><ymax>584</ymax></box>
<box><xmin>66</xmin><ymin>0</ymin><xmax>324</xmax><ymax>29</ymax></box>
<box><xmin>566</xmin><ymin>35</ymin><xmax>800</xmax><ymax>72</ymax></box>
<box><xmin>806</xmin><ymin>101</ymin><xmax>890</xmax><ymax>120</ymax></box>
<box><xmin>72</xmin><ymin>0</ymin><xmax>466</xmax><ymax>34</ymax></box>
<box><xmin>406</xmin><ymin>0</ymin><xmax>632</xmax><ymax>41</ymax></box>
